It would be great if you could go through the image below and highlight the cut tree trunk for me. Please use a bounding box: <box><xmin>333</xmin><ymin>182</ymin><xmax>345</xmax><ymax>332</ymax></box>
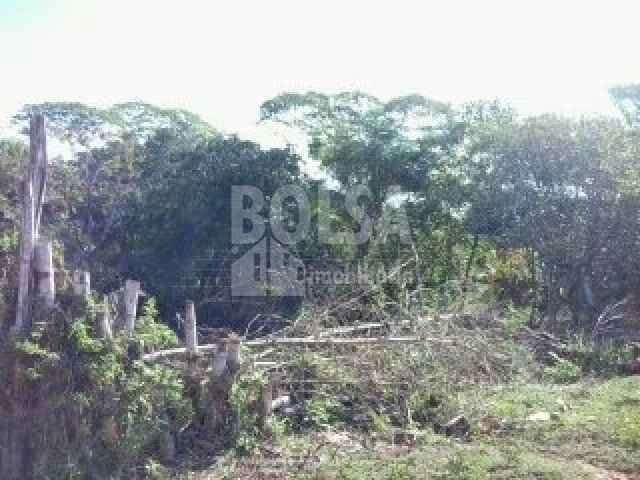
<box><xmin>14</xmin><ymin>115</ymin><xmax>47</xmax><ymax>336</ymax></box>
<box><xmin>97</xmin><ymin>295</ymin><xmax>112</xmax><ymax>340</ymax></box>
<box><xmin>72</xmin><ymin>270</ymin><xmax>90</xmax><ymax>299</ymax></box>
<box><xmin>185</xmin><ymin>301</ymin><xmax>197</xmax><ymax>355</ymax></box>
<box><xmin>124</xmin><ymin>280</ymin><xmax>141</xmax><ymax>335</ymax></box>
<box><xmin>34</xmin><ymin>239</ymin><xmax>54</xmax><ymax>308</ymax></box>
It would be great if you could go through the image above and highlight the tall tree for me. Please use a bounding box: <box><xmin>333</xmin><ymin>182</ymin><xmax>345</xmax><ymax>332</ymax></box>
<box><xmin>261</xmin><ymin>92</ymin><xmax>460</xmax><ymax>217</ymax></box>
<box><xmin>0</xmin><ymin>140</ymin><xmax>26</xmax><ymax>331</ymax></box>
<box><xmin>125</xmin><ymin>130</ymin><xmax>305</xmax><ymax>328</ymax></box>
<box><xmin>465</xmin><ymin>112</ymin><xmax>640</xmax><ymax>328</ymax></box>
<box><xmin>13</xmin><ymin>101</ymin><xmax>216</xmax><ymax>146</ymax></box>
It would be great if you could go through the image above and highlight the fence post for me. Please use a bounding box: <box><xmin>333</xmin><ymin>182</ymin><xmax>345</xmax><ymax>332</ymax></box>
<box><xmin>399</xmin><ymin>383</ymin><xmax>411</xmax><ymax>428</ymax></box>
<box><xmin>212</xmin><ymin>348</ymin><xmax>229</xmax><ymax>378</ymax></box>
<box><xmin>260</xmin><ymin>373</ymin><xmax>276</xmax><ymax>426</ymax></box>
<box><xmin>72</xmin><ymin>270</ymin><xmax>91</xmax><ymax>299</ymax></box>
<box><xmin>227</xmin><ymin>335</ymin><xmax>241</xmax><ymax>374</ymax></box>
<box><xmin>98</xmin><ymin>295</ymin><xmax>112</xmax><ymax>340</ymax></box>
<box><xmin>124</xmin><ymin>280</ymin><xmax>141</xmax><ymax>335</ymax></box>
<box><xmin>185</xmin><ymin>300</ymin><xmax>197</xmax><ymax>355</ymax></box>
<box><xmin>34</xmin><ymin>239</ymin><xmax>54</xmax><ymax>308</ymax></box>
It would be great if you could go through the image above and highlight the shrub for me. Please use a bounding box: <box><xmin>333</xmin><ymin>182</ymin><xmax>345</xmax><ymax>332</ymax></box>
<box><xmin>616</xmin><ymin>407</ymin><xmax>640</xmax><ymax>449</ymax></box>
<box><xmin>135</xmin><ymin>298</ymin><xmax>179</xmax><ymax>351</ymax></box>
<box><xmin>436</xmin><ymin>452</ymin><xmax>489</xmax><ymax>480</ymax></box>
<box><xmin>543</xmin><ymin>358</ymin><xmax>582</xmax><ymax>384</ymax></box>
<box><xmin>409</xmin><ymin>391</ymin><xmax>441</xmax><ymax>426</ymax></box>
<box><xmin>306</xmin><ymin>397</ymin><xmax>345</xmax><ymax>430</ymax></box>
<box><xmin>230</xmin><ymin>369</ymin><xmax>269</xmax><ymax>455</ymax></box>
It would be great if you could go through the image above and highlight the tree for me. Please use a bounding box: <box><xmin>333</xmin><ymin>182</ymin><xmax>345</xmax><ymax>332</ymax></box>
<box><xmin>0</xmin><ymin>140</ymin><xmax>26</xmax><ymax>331</ymax></box>
<box><xmin>261</xmin><ymin>92</ymin><xmax>460</xmax><ymax>218</ymax></box>
<box><xmin>13</xmin><ymin>101</ymin><xmax>216</xmax><ymax>146</ymax></box>
<box><xmin>124</xmin><ymin>130</ymin><xmax>306</xmax><ymax>329</ymax></box>
<box><xmin>464</xmin><ymin>112</ymin><xmax>640</xmax><ymax>328</ymax></box>
<box><xmin>10</xmin><ymin>102</ymin><xmax>218</xmax><ymax>289</ymax></box>
<box><xmin>7</xmin><ymin>101</ymin><xmax>310</xmax><ymax>331</ymax></box>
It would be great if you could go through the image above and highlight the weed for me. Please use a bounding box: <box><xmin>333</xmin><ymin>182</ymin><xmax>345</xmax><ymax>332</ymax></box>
<box><xmin>543</xmin><ymin>358</ymin><xmax>582</xmax><ymax>384</ymax></box>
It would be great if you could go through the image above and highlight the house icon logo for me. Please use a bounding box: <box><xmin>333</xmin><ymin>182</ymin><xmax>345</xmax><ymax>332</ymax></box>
<box><xmin>231</xmin><ymin>235</ymin><xmax>306</xmax><ymax>297</ymax></box>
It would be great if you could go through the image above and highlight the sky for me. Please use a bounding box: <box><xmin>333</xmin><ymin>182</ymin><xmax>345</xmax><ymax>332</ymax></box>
<box><xmin>1</xmin><ymin>0</ymin><xmax>640</xmax><ymax>147</ymax></box>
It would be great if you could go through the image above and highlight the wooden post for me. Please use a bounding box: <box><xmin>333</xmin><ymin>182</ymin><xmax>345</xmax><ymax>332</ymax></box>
<box><xmin>97</xmin><ymin>295</ymin><xmax>112</xmax><ymax>340</ymax></box>
<box><xmin>311</xmin><ymin>316</ymin><xmax>321</xmax><ymax>339</ymax></box>
<box><xmin>14</xmin><ymin>114</ymin><xmax>47</xmax><ymax>335</ymax></box>
<box><xmin>399</xmin><ymin>384</ymin><xmax>411</xmax><ymax>428</ymax></box>
<box><xmin>227</xmin><ymin>335</ymin><xmax>241</xmax><ymax>374</ymax></box>
<box><xmin>72</xmin><ymin>270</ymin><xmax>91</xmax><ymax>298</ymax></box>
<box><xmin>34</xmin><ymin>239</ymin><xmax>54</xmax><ymax>308</ymax></box>
<box><xmin>260</xmin><ymin>373</ymin><xmax>275</xmax><ymax>426</ymax></box>
<box><xmin>124</xmin><ymin>280</ymin><xmax>141</xmax><ymax>335</ymax></box>
<box><xmin>184</xmin><ymin>301</ymin><xmax>197</xmax><ymax>355</ymax></box>
<box><xmin>212</xmin><ymin>350</ymin><xmax>228</xmax><ymax>378</ymax></box>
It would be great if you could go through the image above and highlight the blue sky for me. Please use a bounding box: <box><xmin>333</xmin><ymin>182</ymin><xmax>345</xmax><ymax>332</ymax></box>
<box><xmin>1</xmin><ymin>0</ymin><xmax>639</xmax><ymax>147</ymax></box>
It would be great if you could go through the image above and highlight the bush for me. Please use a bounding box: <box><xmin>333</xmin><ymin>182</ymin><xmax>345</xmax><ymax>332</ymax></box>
<box><xmin>489</xmin><ymin>249</ymin><xmax>534</xmax><ymax>306</ymax></box>
<box><xmin>569</xmin><ymin>339</ymin><xmax>633</xmax><ymax>377</ymax></box>
<box><xmin>3</xmin><ymin>298</ymin><xmax>193</xmax><ymax>479</ymax></box>
<box><xmin>306</xmin><ymin>397</ymin><xmax>345</xmax><ymax>430</ymax></box>
<box><xmin>616</xmin><ymin>407</ymin><xmax>640</xmax><ymax>449</ymax></box>
<box><xmin>543</xmin><ymin>358</ymin><xmax>582</xmax><ymax>384</ymax></box>
<box><xmin>135</xmin><ymin>298</ymin><xmax>180</xmax><ymax>351</ymax></box>
<box><xmin>409</xmin><ymin>391</ymin><xmax>441</xmax><ymax>426</ymax></box>
<box><xmin>436</xmin><ymin>453</ymin><xmax>489</xmax><ymax>480</ymax></box>
<box><xmin>230</xmin><ymin>369</ymin><xmax>269</xmax><ymax>455</ymax></box>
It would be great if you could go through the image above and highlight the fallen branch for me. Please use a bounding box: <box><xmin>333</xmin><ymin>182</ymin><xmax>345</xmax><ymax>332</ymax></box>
<box><xmin>319</xmin><ymin>323</ymin><xmax>384</xmax><ymax>337</ymax></box>
<box><xmin>143</xmin><ymin>336</ymin><xmax>444</xmax><ymax>362</ymax></box>
<box><xmin>244</xmin><ymin>336</ymin><xmax>422</xmax><ymax>347</ymax></box>
<box><xmin>142</xmin><ymin>343</ymin><xmax>223</xmax><ymax>361</ymax></box>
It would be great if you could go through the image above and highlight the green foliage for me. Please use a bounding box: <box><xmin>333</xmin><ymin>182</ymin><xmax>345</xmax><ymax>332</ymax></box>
<box><xmin>125</xmin><ymin>131</ymin><xmax>304</xmax><ymax>327</ymax></box>
<box><xmin>314</xmin><ymin>457</ymin><xmax>415</xmax><ymax>480</ymax></box>
<box><xmin>262</xmin><ymin>91</ymin><xmax>458</xmax><ymax>218</ymax></box>
<box><xmin>135</xmin><ymin>298</ymin><xmax>179</xmax><ymax>350</ymax></box>
<box><xmin>0</xmin><ymin>139</ymin><xmax>24</xmax><ymax>328</ymax></box>
<box><xmin>409</xmin><ymin>391</ymin><xmax>441</xmax><ymax>426</ymax></box>
<box><xmin>616</xmin><ymin>408</ymin><xmax>640</xmax><ymax>449</ymax></box>
<box><xmin>543</xmin><ymin>358</ymin><xmax>582</xmax><ymax>384</ymax></box>
<box><xmin>13</xmin><ymin>339</ymin><xmax>61</xmax><ymax>382</ymax></box>
<box><xmin>118</xmin><ymin>363</ymin><xmax>192</xmax><ymax>461</ymax></box>
<box><xmin>489</xmin><ymin>250</ymin><xmax>534</xmax><ymax>305</ymax></box>
<box><xmin>436</xmin><ymin>452</ymin><xmax>490</xmax><ymax>480</ymax></box>
<box><xmin>566</xmin><ymin>338</ymin><xmax>634</xmax><ymax>376</ymax></box>
<box><xmin>2</xmin><ymin>306</ymin><xmax>194</xmax><ymax>478</ymax></box>
<box><xmin>503</xmin><ymin>304</ymin><xmax>532</xmax><ymax>334</ymax></box>
<box><xmin>230</xmin><ymin>369</ymin><xmax>269</xmax><ymax>455</ymax></box>
<box><xmin>306</xmin><ymin>396</ymin><xmax>345</xmax><ymax>430</ymax></box>
<box><xmin>14</xmin><ymin>101</ymin><xmax>216</xmax><ymax>145</ymax></box>
<box><xmin>368</xmin><ymin>409</ymin><xmax>392</xmax><ymax>434</ymax></box>
<box><xmin>70</xmin><ymin>320</ymin><xmax>104</xmax><ymax>354</ymax></box>
<box><xmin>143</xmin><ymin>459</ymin><xmax>172</xmax><ymax>480</ymax></box>
<box><xmin>14</xmin><ymin>339</ymin><xmax>57</xmax><ymax>359</ymax></box>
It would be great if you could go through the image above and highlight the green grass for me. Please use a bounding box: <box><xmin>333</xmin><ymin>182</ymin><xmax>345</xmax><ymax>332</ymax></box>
<box><xmin>173</xmin><ymin>378</ymin><xmax>640</xmax><ymax>478</ymax></box>
<box><xmin>287</xmin><ymin>376</ymin><xmax>640</xmax><ymax>479</ymax></box>
<box><xmin>172</xmin><ymin>326</ymin><xmax>640</xmax><ymax>480</ymax></box>
<box><xmin>296</xmin><ymin>444</ymin><xmax>598</xmax><ymax>480</ymax></box>
<box><xmin>459</xmin><ymin>377</ymin><xmax>640</xmax><ymax>473</ymax></box>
